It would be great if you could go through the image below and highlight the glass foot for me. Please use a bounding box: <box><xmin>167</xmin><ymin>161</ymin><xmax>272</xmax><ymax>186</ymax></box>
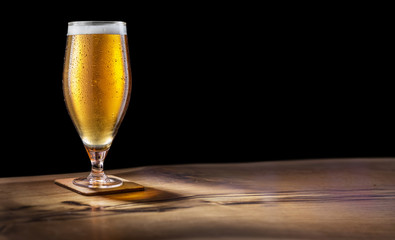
<box><xmin>73</xmin><ymin>175</ymin><xmax>123</xmax><ymax>189</ymax></box>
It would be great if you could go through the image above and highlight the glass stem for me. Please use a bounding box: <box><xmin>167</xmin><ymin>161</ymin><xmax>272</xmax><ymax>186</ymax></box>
<box><xmin>73</xmin><ymin>145</ymin><xmax>122</xmax><ymax>188</ymax></box>
<box><xmin>85</xmin><ymin>147</ymin><xmax>109</xmax><ymax>180</ymax></box>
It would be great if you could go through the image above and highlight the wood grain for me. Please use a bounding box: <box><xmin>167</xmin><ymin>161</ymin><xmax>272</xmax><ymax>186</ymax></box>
<box><xmin>1</xmin><ymin>158</ymin><xmax>395</xmax><ymax>239</ymax></box>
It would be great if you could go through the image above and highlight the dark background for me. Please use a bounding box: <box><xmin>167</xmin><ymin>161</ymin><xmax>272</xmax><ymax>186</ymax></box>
<box><xmin>1</xmin><ymin>3</ymin><xmax>393</xmax><ymax>177</ymax></box>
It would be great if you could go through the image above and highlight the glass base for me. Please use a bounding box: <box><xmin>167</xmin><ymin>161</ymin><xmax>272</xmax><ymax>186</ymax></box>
<box><xmin>73</xmin><ymin>176</ymin><xmax>123</xmax><ymax>189</ymax></box>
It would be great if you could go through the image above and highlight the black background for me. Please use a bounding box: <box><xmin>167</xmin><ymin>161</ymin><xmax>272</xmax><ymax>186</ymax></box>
<box><xmin>1</xmin><ymin>3</ymin><xmax>393</xmax><ymax>177</ymax></box>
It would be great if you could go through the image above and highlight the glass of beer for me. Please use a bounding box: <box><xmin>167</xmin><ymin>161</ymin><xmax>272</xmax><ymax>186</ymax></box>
<box><xmin>63</xmin><ymin>21</ymin><xmax>131</xmax><ymax>188</ymax></box>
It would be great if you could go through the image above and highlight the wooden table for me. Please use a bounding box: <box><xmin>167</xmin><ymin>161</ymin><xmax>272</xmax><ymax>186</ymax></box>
<box><xmin>1</xmin><ymin>158</ymin><xmax>395</xmax><ymax>239</ymax></box>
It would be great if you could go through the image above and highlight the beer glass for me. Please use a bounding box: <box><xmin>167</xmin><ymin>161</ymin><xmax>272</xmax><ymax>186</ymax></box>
<box><xmin>63</xmin><ymin>21</ymin><xmax>131</xmax><ymax>188</ymax></box>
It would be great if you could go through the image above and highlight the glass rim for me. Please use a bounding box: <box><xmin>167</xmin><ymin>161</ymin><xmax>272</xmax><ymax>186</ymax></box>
<box><xmin>68</xmin><ymin>21</ymin><xmax>126</xmax><ymax>26</ymax></box>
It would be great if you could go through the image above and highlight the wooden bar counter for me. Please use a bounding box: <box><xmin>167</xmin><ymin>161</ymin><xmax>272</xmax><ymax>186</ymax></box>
<box><xmin>1</xmin><ymin>158</ymin><xmax>395</xmax><ymax>239</ymax></box>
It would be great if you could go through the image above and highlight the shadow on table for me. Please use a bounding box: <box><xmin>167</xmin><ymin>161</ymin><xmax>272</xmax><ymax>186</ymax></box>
<box><xmin>104</xmin><ymin>187</ymin><xmax>184</xmax><ymax>203</ymax></box>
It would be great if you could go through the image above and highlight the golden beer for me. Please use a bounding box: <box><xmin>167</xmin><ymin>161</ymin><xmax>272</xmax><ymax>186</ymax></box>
<box><xmin>63</xmin><ymin>34</ymin><xmax>131</xmax><ymax>150</ymax></box>
<box><xmin>63</xmin><ymin>21</ymin><xmax>132</xmax><ymax>188</ymax></box>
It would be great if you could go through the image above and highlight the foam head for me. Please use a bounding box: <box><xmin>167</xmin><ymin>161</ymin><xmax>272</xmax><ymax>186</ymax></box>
<box><xmin>67</xmin><ymin>21</ymin><xmax>127</xmax><ymax>35</ymax></box>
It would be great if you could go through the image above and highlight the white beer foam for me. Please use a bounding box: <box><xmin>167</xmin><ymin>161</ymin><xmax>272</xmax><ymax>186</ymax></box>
<box><xmin>67</xmin><ymin>21</ymin><xmax>127</xmax><ymax>35</ymax></box>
